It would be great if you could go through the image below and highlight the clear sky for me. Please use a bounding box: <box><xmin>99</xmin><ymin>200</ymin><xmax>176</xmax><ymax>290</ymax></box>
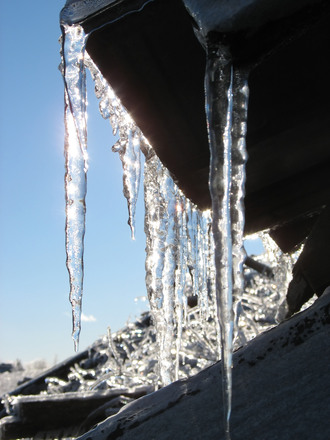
<box><xmin>0</xmin><ymin>1</ymin><xmax>263</xmax><ymax>365</ymax></box>
<box><xmin>0</xmin><ymin>0</ymin><xmax>148</xmax><ymax>365</ymax></box>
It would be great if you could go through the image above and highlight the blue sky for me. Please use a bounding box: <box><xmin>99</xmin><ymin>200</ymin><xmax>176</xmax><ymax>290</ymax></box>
<box><xmin>0</xmin><ymin>1</ymin><xmax>263</xmax><ymax>365</ymax></box>
<box><xmin>0</xmin><ymin>1</ymin><xmax>147</xmax><ymax>364</ymax></box>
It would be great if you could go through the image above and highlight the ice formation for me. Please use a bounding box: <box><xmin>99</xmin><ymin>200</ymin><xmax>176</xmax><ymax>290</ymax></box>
<box><xmin>59</xmin><ymin>20</ymin><xmax>283</xmax><ymax>440</ymax></box>
<box><xmin>205</xmin><ymin>39</ymin><xmax>249</xmax><ymax>438</ymax></box>
<box><xmin>61</xmin><ymin>28</ymin><xmax>219</xmax><ymax>386</ymax></box>
<box><xmin>143</xmin><ymin>150</ymin><xmax>215</xmax><ymax>384</ymax></box>
<box><xmin>85</xmin><ymin>52</ymin><xmax>142</xmax><ymax>239</ymax></box>
<box><xmin>61</xmin><ymin>24</ymin><xmax>88</xmax><ymax>351</ymax></box>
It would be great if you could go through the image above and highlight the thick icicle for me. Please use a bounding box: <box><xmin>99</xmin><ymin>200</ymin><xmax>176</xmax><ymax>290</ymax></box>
<box><xmin>143</xmin><ymin>153</ymin><xmax>216</xmax><ymax>385</ymax></box>
<box><xmin>160</xmin><ymin>172</ymin><xmax>178</xmax><ymax>383</ymax></box>
<box><xmin>144</xmin><ymin>151</ymin><xmax>176</xmax><ymax>385</ymax></box>
<box><xmin>205</xmin><ymin>39</ymin><xmax>249</xmax><ymax>439</ymax></box>
<box><xmin>186</xmin><ymin>201</ymin><xmax>200</xmax><ymax>299</ymax></box>
<box><xmin>197</xmin><ymin>211</ymin><xmax>212</xmax><ymax>319</ymax></box>
<box><xmin>174</xmin><ymin>194</ymin><xmax>189</xmax><ymax>380</ymax></box>
<box><xmin>230</xmin><ymin>69</ymin><xmax>249</xmax><ymax>343</ymax></box>
<box><xmin>62</xmin><ymin>24</ymin><xmax>88</xmax><ymax>351</ymax></box>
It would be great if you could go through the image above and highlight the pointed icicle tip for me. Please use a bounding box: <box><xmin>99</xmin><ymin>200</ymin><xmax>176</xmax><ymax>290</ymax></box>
<box><xmin>72</xmin><ymin>325</ymin><xmax>80</xmax><ymax>352</ymax></box>
<box><xmin>73</xmin><ymin>338</ymin><xmax>79</xmax><ymax>352</ymax></box>
<box><xmin>130</xmin><ymin>223</ymin><xmax>136</xmax><ymax>240</ymax></box>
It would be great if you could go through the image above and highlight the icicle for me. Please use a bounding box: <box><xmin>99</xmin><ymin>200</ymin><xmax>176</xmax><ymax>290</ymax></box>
<box><xmin>230</xmin><ymin>69</ymin><xmax>249</xmax><ymax>344</ymax></box>
<box><xmin>112</xmin><ymin>124</ymin><xmax>141</xmax><ymax>239</ymax></box>
<box><xmin>205</xmin><ymin>38</ymin><xmax>248</xmax><ymax>439</ymax></box>
<box><xmin>186</xmin><ymin>201</ymin><xmax>200</xmax><ymax>298</ymax></box>
<box><xmin>174</xmin><ymin>193</ymin><xmax>189</xmax><ymax>380</ymax></box>
<box><xmin>107</xmin><ymin>326</ymin><xmax>122</xmax><ymax>374</ymax></box>
<box><xmin>197</xmin><ymin>211</ymin><xmax>212</xmax><ymax>319</ymax></box>
<box><xmin>205</xmin><ymin>210</ymin><xmax>217</xmax><ymax>325</ymax></box>
<box><xmin>85</xmin><ymin>55</ymin><xmax>142</xmax><ymax>239</ymax></box>
<box><xmin>143</xmin><ymin>153</ymin><xmax>215</xmax><ymax>385</ymax></box>
<box><xmin>144</xmin><ymin>153</ymin><xmax>176</xmax><ymax>385</ymax></box>
<box><xmin>160</xmin><ymin>172</ymin><xmax>178</xmax><ymax>383</ymax></box>
<box><xmin>62</xmin><ymin>24</ymin><xmax>88</xmax><ymax>351</ymax></box>
<box><xmin>84</xmin><ymin>55</ymin><xmax>198</xmax><ymax>383</ymax></box>
<box><xmin>67</xmin><ymin>38</ymin><xmax>249</xmax><ymax>396</ymax></box>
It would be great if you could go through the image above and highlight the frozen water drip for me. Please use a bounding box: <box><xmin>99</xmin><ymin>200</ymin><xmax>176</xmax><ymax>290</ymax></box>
<box><xmin>205</xmin><ymin>37</ymin><xmax>249</xmax><ymax>440</ymax></box>
<box><xmin>61</xmin><ymin>22</ymin><xmax>253</xmax><ymax>440</ymax></box>
<box><xmin>62</xmin><ymin>24</ymin><xmax>88</xmax><ymax>351</ymax></box>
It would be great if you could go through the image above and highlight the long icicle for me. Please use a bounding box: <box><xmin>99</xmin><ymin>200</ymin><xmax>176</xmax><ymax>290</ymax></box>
<box><xmin>205</xmin><ymin>39</ymin><xmax>234</xmax><ymax>440</ymax></box>
<box><xmin>85</xmin><ymin>54</ymin><xmax>142</xmax><ymax>240</ymax></box>
<box><xmin>174</xmin><ymin>194</ymin><xmax>188</xmax><ymax>381</ymax></box>
<box><xmin>62</xmin><ymin>24</ymin><xmax>88</xmax><ymax>351</ymax></box>
<box><xmin>144</xmin><ymin>151</ymin><xmax>175</xmax><ymax>385</ymax></box>
<box><xmin>231</xmin><ymin>69</ymin><xmax>249</xmax><ymax>343</ymax></box>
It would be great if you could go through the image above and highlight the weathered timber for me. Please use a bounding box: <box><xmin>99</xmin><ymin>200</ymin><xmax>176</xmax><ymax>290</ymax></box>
<box><xmin>0</xmin><ymin>386</ymin><xmax>152</xmax><ymax>440</ymax></box>
<box><xmin>75</xmin><ymin>288</ymin><xmax>330</xmax><ymax>440</ymax></box>
<box><xmin>0</xmin><ymin>343</ymin><xmax>100</xmax><ymax>413</ymax></box>
<box><xmin>244</xmin><ymin>256</ymin><xmax>274</xmax><ymax>278</ymax></box>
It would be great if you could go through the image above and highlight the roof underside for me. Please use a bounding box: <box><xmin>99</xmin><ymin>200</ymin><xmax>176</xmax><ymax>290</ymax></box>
<box><xmin>61</xmin><ymin>0</ymin><xmax>330</xmax><ymax>249</ymax></box>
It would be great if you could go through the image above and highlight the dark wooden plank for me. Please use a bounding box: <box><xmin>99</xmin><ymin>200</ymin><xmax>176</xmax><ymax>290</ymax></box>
<box><xmin>0</xmin><ymin>386</ymin><xmax>152</xmax><ymax>439</ymax></box>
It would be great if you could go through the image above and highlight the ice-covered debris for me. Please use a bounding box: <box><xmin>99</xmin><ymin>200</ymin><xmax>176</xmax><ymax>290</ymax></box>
<box><xmin>1</xmin><ymin>255</ymin><xmax>297</xmax><ymax>440</ymax></box>
<box><xmin>74</xmin><ymin>289</ymin><xmax>330</xmax><ymax>440</ymax></box>
<box><xmin>41</xmin><ymin>257</ymin><xmax>282</xmax><ymax>396</ymax></box>
<box><xmin>1</xmin><ymin>261</ymin><xmax>284</xmax><ymax>400</ymax></box>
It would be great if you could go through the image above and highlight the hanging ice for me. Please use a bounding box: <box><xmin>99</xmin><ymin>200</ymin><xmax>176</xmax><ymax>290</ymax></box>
<box><xmin>60</xmin><ymin>23</ymin><xmax>249</xmax><ymax>440</ymax></box>
<box><xmin>112</xmin><ymin>126</ymin><xmax>141</xmax><ymax>240</ymax></box>
<box><xmin>82</xmin><ymin>55</ymin><xmax>218</xmax><ymax>385</ymax></box>
<box><xmin>230</xmin><ymin>69</ymin><xmax>249</xmax><ymax>341</ymax></box>
<box><xmin>85</xmin><ymin>55</ymin><xmax>142</xmax><ymax>239</ymax></box>
<box><xmin>60</xmin><ymin>28</ymin><xmax>227</xmax><ymax>388</ymax></box>
<box><xmin>61</xmin><ymin>24</ymin><xmax>88</xmax><ymax>351</ymax></box>
<box><xmin>205</xmin><ymin>38</ymin><xmax>249</xmax><ymax>439</ymax></box>
<box><xmin>144</xmin><ymin>150</ymin><xmax>178</xmax><ymax>385</ymax></box>
<box><xmin>173</xmin><ymin>194</ymin><xmax>188</xmax><ymax>380</ymax></box>
<box><xmin>143</xmin><ymin>150</ymin><xmax>216</xmax><ymax>384</ymax></box>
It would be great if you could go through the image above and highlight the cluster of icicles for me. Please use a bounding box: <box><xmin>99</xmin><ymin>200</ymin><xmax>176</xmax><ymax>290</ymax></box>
<box><xmin>61</xmin><ymin>24</ymin><xmax>250</xmax><ymax>439</ymax></box>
